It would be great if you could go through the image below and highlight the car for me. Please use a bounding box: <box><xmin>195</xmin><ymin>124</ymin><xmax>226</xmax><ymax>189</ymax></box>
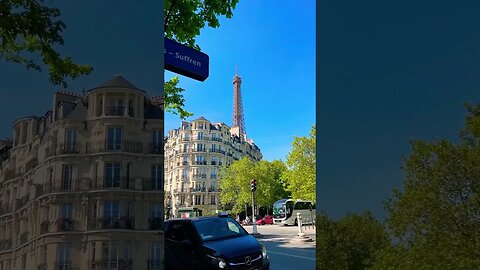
<box><xmin>164</xmin><ymin>214</ymin><xmax>270</xmax><ymax>270</ymax></box>
<box><xmin>256</xmin><ymin>215</ymin><xmax>273</xmax><ymax>225</ymax></box>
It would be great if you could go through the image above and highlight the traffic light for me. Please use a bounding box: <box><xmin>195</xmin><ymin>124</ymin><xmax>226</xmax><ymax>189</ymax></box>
<box><xmin>250</xmin><ymin>179</ymin><xmax>257</xmax><ymax>192</ymax></box>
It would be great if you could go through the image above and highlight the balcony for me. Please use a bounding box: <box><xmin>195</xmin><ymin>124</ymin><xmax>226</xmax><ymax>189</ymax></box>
<box><xmin>91</xmin><ymin>217</ymin><xmax>135</xmax><ymax>230</ymax></box>
<box><xmin>0</xmin><ymin>239</ymin><xmax>11</xmax><ymax>251</ymax></box>
<box><xmin>106</xmin><ymin>106</ymin><xmax>124</xmax><ymax>116</ymax></box>
<box><xmin>210</xmin><ymin>149</ymin><xmax>225</xmax><ymax>154</ymax></box>
<box><xmin>211</xmin><ymin>137</ymin><xmax>222</xmax><ymax>142</ymax></box>
<box><xmin>148</xmin><ymin>217</ymin><xmax>163</xmax><ymax>230</ymax></box>
<box><xmin>58</xmin><ymin>143</ymin><xmax>82</xmax><ymax>154</ymax></box>
<box><xmin>56</xmin><ymin>218</ymin><xmax>74</xmax><ymax>231</ymax></box>
<box><xmin>148</xmin><ymin>143</ymin><xmax>163</xmax><ymax>154</ymax></box>
<box><xmin>193</xmin><ymin>161</ymin><xmax>207</xmax><ymax>165</ymax></box>
<box><xmin>55</xmin><ymin>261</ymin><xmax>71</xmax><ymax>270</ymax></box>
<box><xmin>96</xmin><ymin>177</ymin><xmax>135</xmax><ymax>190</ymax></box>
<box><xmin>192</xmin><ymin>174</ymin><xmax>207</xmax><ymax>179</ymax></box>
<box><xmin>195</xmin><ymin>136</ymin><xmax>210</xmax><ymax>141</ymax></box>
<box><xmin>40</xmin><ymin>221</ymin><xmax>49</xmax><ymax>233</ymax></box>
<box><xmin>210</xmin><ymin>174</ymin><xmax>217</xmax><ymax>179</ymax></box>
<box><xmin>147</xmin><ymin>260</ymin><xmax>162</xmax><ymax>270</ymax></box>
<box><xmin>19</xmin><ymin>231</ymin><xmax>28</xmax><ymax>244</ymax></box>
<box><xmin>192</xmin><ymin>148</ymin><xmax>207</xmax><ymax>153</ymax></box>
<box><xmin>177</xmin><ymin>161</ymin><xmax>188</xmax><ymax>166</ymax></box>
<box><xmin>208</xmin><ymin>187</ymin><xmax>219</xmax><ymax>192</ymax></box>
<box><xmin>142</xmin><ymin>179</ymin><xmax>163</xmax><ymax>191</ymax></box>
<box><xmin>91</xmin><ymin>259</ymin><xmax>133</xmax><ymax>270</ymax></box>
<box><xmin>191</xmin><ymin>187</ymin><xmax>206</xmax><ymax>193</ymax></box>
<box><xmin>43</xmin><ymin>178</ymin><xmax>91</xmax><ymax>193</ymax></box>
<box><xmin>86</xmin><ymin>141</ymin><xmax>143</xmax><ymax>154</ymax></box>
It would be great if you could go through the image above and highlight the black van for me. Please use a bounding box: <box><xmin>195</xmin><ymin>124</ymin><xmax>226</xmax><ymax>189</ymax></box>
<box><xmin>164</xmin><ymin>214</ymin><xmax>270</xmax><ymax>270</ymax></box>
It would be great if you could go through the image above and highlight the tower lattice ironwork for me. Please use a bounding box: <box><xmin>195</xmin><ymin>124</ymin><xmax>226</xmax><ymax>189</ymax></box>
<box><xmin>232</xmin><ymin>67</ymin><xmax>246</xmax><ymax>137</ymax></box>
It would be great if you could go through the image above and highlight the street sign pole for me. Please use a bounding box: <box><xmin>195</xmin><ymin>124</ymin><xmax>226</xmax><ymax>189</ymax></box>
<box><xmin>252</xmin><ymin>190</ymin><xmax>258</xmax><ymax>234</ymax></box>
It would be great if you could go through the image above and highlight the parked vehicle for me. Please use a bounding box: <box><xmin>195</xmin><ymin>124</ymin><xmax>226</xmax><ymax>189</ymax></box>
<box><xmin>256</xmin><ymin>215</ymin><xmax>274</xmax><ymax>225</ymax></box>
<box><xmin>164</xmin><ymin>213</ymin><xmax>270</xmax><ymax>270</ymax></box>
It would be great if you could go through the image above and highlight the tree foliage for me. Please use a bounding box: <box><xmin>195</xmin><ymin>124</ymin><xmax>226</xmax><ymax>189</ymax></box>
<box><xmin>316</xmin><ymin>212</ymin><xmax>389</xmax><ymax>270</ymax></box>
<box><xmin>164</xmin><ymin>0</ymin><xmax>239</xmax><ymax>51</ymax></box>
<box><xmin>283</xmin><ymin>125</ymin><xmax>316</xmax><ymax>202</ymax></box>
<box><xmin>0</xmin><ymin>0</ymin><xmax>92</xmax><ymax>87</ymax></box>
<box><xmin>371</xmin><ymin>103</ymin><xmax>480</xmax><ymax>269</ymax></box>
<box><xmin>163</xmin><ymin>0</ymin><xmax>240</xmax><ymax>119</ymax></box>
<box><xmin>218</xmin><ymin>157</ymin><xmax>289</xmax><ymax>213</ymax></box>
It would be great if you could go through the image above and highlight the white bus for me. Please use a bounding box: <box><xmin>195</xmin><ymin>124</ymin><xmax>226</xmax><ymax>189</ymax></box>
<box><xmin>272</xmin><ymin>199</ymin><xmax>315</xmax><ymax>226</ymax></box>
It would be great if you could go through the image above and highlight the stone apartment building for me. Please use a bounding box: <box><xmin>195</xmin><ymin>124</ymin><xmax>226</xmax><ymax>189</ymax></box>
<box><xmin>0</xmin><ymin>75</ymin><xmax>164</xmax><ymax>270</ymax></box>
<box><xmin>164</xmin><ymin>117</ymin><xmax>262</xmax><ymax>218</ymax></box>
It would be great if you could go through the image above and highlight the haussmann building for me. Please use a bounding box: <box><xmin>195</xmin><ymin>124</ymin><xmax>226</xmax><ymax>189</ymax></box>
<box><xmin>164</xmin><ymin>71</ymin><xmax>262</xmax><ymax>218</ymax></box>
<box><xmin>0</xmin><ymin>75</ymin><xmax>165</xmax><ymax>270</ymax></box>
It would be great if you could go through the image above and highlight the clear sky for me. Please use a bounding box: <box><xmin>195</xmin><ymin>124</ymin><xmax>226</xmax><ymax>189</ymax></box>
<box><xmin>0</xmin><ymin>0</ymin><xmax>163</xmax><ymax>138</ymax></box>
<box><xmin>317</xmin><ymin>1</ymin><xmax>480</xmax><ymax>219</ymax></box>
<box><xmin>164</xmin><ymin>1</ymin><xmax>316</xmax><ymax>163</ymax></box>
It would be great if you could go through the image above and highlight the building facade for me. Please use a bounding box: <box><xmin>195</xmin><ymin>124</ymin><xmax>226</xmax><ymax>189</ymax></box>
<box><xmin>0</xmin><ymin>75</ymin><xmax>164</xmax><ymax>270</ymax></box>
<box><xmin>164</xmin><ymin>117</ymin><xmax>262</xmax><ymax>218</ymax></box>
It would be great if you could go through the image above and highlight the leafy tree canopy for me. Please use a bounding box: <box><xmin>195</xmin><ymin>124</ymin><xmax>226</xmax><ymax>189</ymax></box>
<box><xmin>283</xmin><ymin>125</ymin><xmax>316</xmax><ymax>202</ymax></box>
<box><xmin>372</xmin><ymin>103</ymin><xmax>480</xmax><ymax>269</ymax></box>
<box><xmin>219</xmin><ymin>157</ymin><xmax>289</xmax><ymax>213</ymax></box>
<box><xmin>316</xmin><ymin>212</ymin><xmax>389</xmax><ymax>270</ymax></box>
<box><xmin>0</xmin><ymin>0</ymin><xmax>92</xmax><ymax>87</ymax></box>
<box><xmin>164</xmin><ymin>0</ymin><xmax>239</xmax><ymax>51</ymax></box>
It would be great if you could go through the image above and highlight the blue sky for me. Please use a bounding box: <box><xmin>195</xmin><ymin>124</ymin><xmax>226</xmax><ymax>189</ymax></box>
<box><xmin>0</xmin><ymin>0</ymin><xmax>163</xmax><ymax>137</ymax></box>
<box><xmin>164</xmin><ymin>1</ymin><xmax>316</xmax><ymax>162</ymax></box>
<box><xmin>317</xmin><ymin>0</ymin><xmax>480</xmax><ymax>219</ymax></box>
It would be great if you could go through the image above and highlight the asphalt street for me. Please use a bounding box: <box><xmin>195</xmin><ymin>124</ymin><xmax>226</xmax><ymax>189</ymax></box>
<box><xmin>242</xmin><ymin>224</ymin><xmax>316</xmax><ymax>270</ymax></box>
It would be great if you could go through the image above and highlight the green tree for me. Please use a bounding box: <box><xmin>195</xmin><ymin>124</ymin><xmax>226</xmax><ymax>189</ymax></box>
<box><xmin>372</xmin><ymin>104</ymin><xmax>480</xmax><ymax>269</ymax></box>
<box><xmin>163</xmin><ymin>0</ymin><xmax>240</xmax><ymax>119</ymax></box>
<box><xmin>316</xmin><ymin>212</ymin><xmax>389</xmax><ymax>270</ymax></box>
<box><xmin>283</xmin><ymin>125</ymin><xmax>316</xmax><ymax>202</ymax></box>
<box><xmin>0</xmin><ymin>0</ymin><xmax>92</xmax><ymax>87</ymax></box>
<box><xmin>219</xmin><ymin>157</ymin><xmax>289</xmax><ymax>213</ymax></box>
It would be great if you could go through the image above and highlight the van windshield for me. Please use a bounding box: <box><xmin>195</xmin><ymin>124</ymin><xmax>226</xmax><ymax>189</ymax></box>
<box><xmin>193</xmin><ymin>218</ymin><xmax>247</xmax><ymax>242</ymax></box>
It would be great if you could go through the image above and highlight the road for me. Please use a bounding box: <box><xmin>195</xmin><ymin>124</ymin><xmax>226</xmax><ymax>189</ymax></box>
<box><xmin>242</xmin><ymin>224</ymin><xmax>316</xmax><ymax>270</ymax></box>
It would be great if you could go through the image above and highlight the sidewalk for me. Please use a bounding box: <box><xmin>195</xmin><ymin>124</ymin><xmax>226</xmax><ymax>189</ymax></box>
<box><xmin>242</xmin><ymin>224</ymin><xmax>316</xmax><ymax>248</ymax></box>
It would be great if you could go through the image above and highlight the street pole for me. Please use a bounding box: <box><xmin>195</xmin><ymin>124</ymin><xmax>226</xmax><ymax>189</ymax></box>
<box><xmin>252</xmin><ymin>190</ymin><xmax>258</xmax><ymax>234</ymax></box>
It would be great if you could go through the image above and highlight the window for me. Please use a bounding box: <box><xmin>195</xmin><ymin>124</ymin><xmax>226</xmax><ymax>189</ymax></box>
<box><xmin>104</xmin><ymin>201</ymin><xmax>120</xmax><ymax>218</ymax></box>
<box><xmin>195</xmin><ymin>196</ymin><xmax>201</xmax><ymax>205</ymax></box>
<box><xmin>150</xmin><ymin>203</ymin><xmax>162</xmax><ymax>218</ymax></box>
<box><xmin>124</xmin><ymin>240</ymin><xmax>132</xmax><ymax>260</ymax></box>
<box><xmin>196</xmin><ymin>143</ymin><xmax>203</xmax><ymax>151</ymax></box>
<box><xmin>107</xmin><ymin>127</ymin><xmax>122</xmax><ymax>150</ymax></box>
<box><xmin>197</xmin><ymin>132</ymin><xmax>203</xmax><ymax>140</ymax></box>
<box><xmin>109</xmin><ymin>99</ymin><xmax>124</xmax><ymax>116</ymax></box>
<box><xmin>151</xmin><ymin>165</ymin><xmax>162</xmax><ymax>189</ymax></box>
<box><xmin>62</xmin><ymin>164</ymin><xmax>74</xmax><ymax>191</ymax></box>
<box><xmin>211</xmin><ymin>168</ymin><xmax>217</xmax><ymax>179</ymax></box>
<box><xmin>210</xmin><ymin>195</ymin><xmax>216</xmax><ymax>205</ymax></box>
<box><xmin>65</xmin><ymin>128</ymin><xmax>77</xmax><ymax>152</ymax></box>
<box><xmin>180</xmin><ymin>196</ymin><xmax>185</xmax><ymax>205</ymax></box>
<box><xmin>57</xmin><ymin>243</ymin><xmax>71</xmax><ymax>270</ymax></box>
<box><xmin>211</xmin><ymin>144</ymin><xmax>217</xmax><ymax>151</ymax></box>
<box><xmin>101</xmin><ymin>241</ymin><xmax>119</xmax><ymax>268</ymax></box>
<box><xmin>152</xmin><ymin>129</ymin><xmax>162</xmax><ymax>151</ymax></box>
<box><xmin>105</xmin><ymin>163</ymin><xmax>121</xmax><ymax>188</ymax></box>
<box><xmin>61</xmin><ymin>203</ymin><xmax>73</xmax><ymax>219</ymax></box>
<box><xmin>149</xmin><ymin>242</ymin><xmax>162</xmax><ymax>270</ymax></box>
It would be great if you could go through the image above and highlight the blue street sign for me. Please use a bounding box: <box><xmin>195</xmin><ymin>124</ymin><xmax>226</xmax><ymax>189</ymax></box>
<box><xmin>164</xmin><ymin>38</ymin><xmax>209</xmax><ymax>81</ymax></box>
